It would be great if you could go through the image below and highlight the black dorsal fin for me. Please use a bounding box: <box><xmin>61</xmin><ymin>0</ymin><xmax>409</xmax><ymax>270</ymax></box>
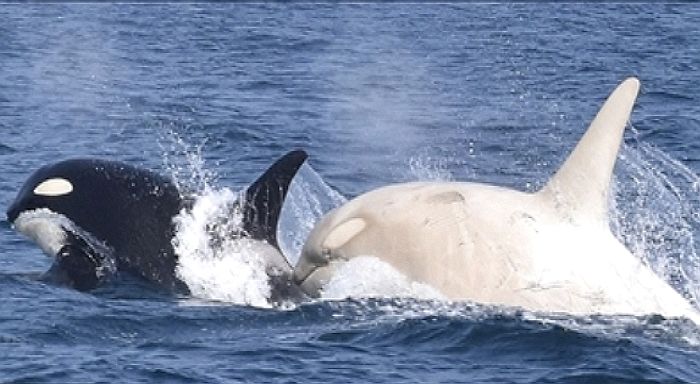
<box><xmin>242</xmin><ymin>150</ymin><xmax>308</xmax><ymax>249</ymax></box>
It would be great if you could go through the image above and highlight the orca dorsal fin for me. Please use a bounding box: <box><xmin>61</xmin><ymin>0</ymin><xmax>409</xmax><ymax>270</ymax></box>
<box><xmin>538</xmin><ymin>78</ymin><xmax>640</xmax><ymax>225</ymax></box>
<box><xmin>242</xmin><ymin>150</ymin><xmax>308</xmax><ymax>249</ymax></box>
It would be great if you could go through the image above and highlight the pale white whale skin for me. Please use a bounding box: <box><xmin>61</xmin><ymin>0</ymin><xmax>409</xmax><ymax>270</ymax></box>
<box><xmin>294</xmin><ymin>78</ymin><xmax>700</xmax><ymax>323</ymax></box>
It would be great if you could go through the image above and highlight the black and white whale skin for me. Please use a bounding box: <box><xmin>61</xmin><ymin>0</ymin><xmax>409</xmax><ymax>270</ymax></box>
<box><xmin>6</xmin><ymin>150</ymin><xmax>308</xmax><ymax>295</ymax></box>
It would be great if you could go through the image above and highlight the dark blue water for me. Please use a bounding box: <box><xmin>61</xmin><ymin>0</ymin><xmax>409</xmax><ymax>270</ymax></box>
<box><xmin>2</xmin><ymin>4</ymin><xmax>700</xmax><ymax>383</ymax></box>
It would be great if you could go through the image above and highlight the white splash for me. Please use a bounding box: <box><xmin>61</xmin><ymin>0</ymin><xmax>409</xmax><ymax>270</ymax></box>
<box><xmin>321</xmin><ymin>256</ymin><xmax>445</xmax><ymax>301</ymax></box>
<box><xmin>162</xmin><ymin>135</ymin><xmax>349</xmax><ymax>307</ymax></box>
<box><xmin>158</xmin><ymin>129</ymin><xmax>217</xmax><ymax>195</ymax></box>
<box><xmin>160</xmin><ymin>132</ymin><xmax>275</xmax><ymax>307</ymax></box>
<box><xmin>407</xmin><ymin>155</ymin><xmax>454</xmax><ymax>182</ymax></box>
<box><xmin>612</xmin><ymin>139</ymin><xmax>700</xmax><ymax>309</ymax></box>
<box><xmin>172</xmin><ymin>187</ymin><xmax>273</xmax><ymax>308</ymax></box>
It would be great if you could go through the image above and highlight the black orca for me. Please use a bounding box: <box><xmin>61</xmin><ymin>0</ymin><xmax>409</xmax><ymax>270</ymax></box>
<box><xmin>6</xmin><ymin>150</ymin><xmax>308</xmax><ymax>296</ymax></box>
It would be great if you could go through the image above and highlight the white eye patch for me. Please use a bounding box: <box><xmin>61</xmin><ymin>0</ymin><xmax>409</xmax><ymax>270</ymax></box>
<box><xmin>322</xmin><ymin>218</ymin><xmax>367</xmax><ymax>250</ymax></box>
<box><xmin>34</xmin><ymin>178</ymin><xmax>73</xmax><ymax>196</ymax></box>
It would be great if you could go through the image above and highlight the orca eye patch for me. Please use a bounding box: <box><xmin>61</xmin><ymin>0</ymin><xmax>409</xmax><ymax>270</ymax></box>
<box><xmin>34</xmin><ymin>178</ymin><xmax>73</xmax><ymax>196</ymax></box>
<box><xmin>322</xmin><ymin>218</ymin><xmax>366</xmax><ymax>250</ymax></box>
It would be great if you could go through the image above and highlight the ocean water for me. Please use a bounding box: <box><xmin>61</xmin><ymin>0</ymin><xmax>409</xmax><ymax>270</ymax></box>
<box><xmin>1</xmin><ymin>3</ymin><xmax>700</xmax><ymax>383</ymax></box>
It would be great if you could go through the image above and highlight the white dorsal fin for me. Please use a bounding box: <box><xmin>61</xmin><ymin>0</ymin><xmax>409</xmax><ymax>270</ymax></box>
<box><xmin>538</xmin><ymin>77</ymin><xmax>640</xmax><ymax>225</ymax></box>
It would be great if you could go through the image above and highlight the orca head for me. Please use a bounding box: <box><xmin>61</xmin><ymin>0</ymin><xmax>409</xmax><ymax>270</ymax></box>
<box><xmin>293</xmin><ymin>202</ymin><xmax>369</xmax><ymax>295</ymax></box>
<box><xmin>7</xmin><ymin>159</ymin><xmax>131</xmax><ymax>236</ymax></box>
<box><xmin>6</xmin><ymin>159</ymin><xmax>181</xmax><ymax>290</ymax></box>
<box><xmin>6</xmin><ymin>160</ymin><xmax>94</xmax><ymax>254</ymax></box>
<box><xmin>8</xmin><ymin>158</ymin><xmax>182</xmax><ymax>239</ymax></box>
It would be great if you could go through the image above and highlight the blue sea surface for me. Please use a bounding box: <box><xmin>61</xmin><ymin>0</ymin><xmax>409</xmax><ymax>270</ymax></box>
<box><xmin>1</xmin><ymin>4</ymin><xmax>700</xmax><ymax>383</ymax></box>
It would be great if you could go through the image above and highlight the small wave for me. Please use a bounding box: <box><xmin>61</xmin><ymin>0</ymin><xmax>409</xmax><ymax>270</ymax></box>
<box><xmin>0</xmin><ymin>143</ymin><xmax>17</xmax><ymax>155</ymax></box>
<box><xmin>303</xmin><ymin>298</ymin><xmax>700</xmax><ymax>352</ymax></box>
<box><xmin>0</xmin><ymin>333</ymin><xmax>20</xmax><ymax>343</ymax></box>
<box><xmin>645</xmin><ymin>90</ymin><xmax>695</xmax><ymax>103</ymax></box>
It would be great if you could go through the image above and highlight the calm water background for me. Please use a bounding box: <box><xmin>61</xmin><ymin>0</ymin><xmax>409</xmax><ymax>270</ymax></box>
<box><xmin>1</xmin><ymin>4</ymin><xmax>700</xmax><ymax>383</ymax></box>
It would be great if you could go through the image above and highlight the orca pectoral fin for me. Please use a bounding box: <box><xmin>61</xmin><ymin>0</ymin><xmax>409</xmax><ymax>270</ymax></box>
<box><xmin>242</xmin><ymin>150</ymin><xmax>308</xmax><ymax>250</ymax></box>
<box><xmin>42</xmin><ymin>235</ymin><xmax>115</xmax><ymax>291</ymax></box>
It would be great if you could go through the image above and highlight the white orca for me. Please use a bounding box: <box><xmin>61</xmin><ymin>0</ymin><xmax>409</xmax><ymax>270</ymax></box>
<box><xmin>7</xmin><ymin>150</ymin><xmax>308</xmax><ymax>300</ymax></box>
<box><xmin>293</xmin><ymin>78</ymin><xmax>700</xmax><ymax>323</ymax></box>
